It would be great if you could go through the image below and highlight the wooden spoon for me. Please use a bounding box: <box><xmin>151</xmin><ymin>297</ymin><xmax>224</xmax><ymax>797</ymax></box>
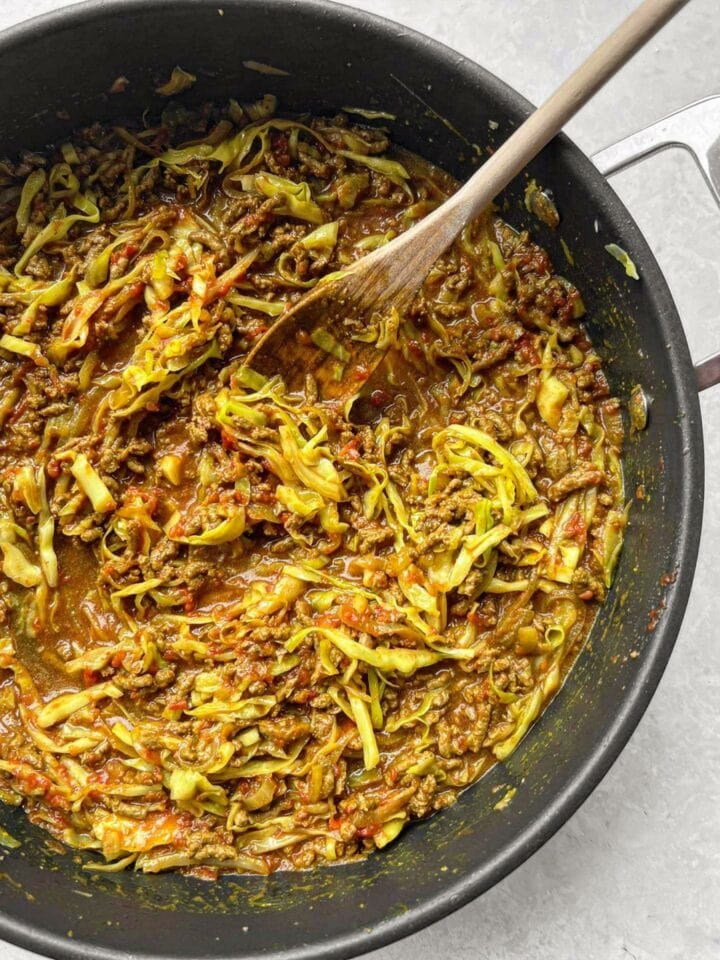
<box><xmin>245</xmin><ymin>0</ymin><xmax>688</xmax><ymax>399</ymax></box>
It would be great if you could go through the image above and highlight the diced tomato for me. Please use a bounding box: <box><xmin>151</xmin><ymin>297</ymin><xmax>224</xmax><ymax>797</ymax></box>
<box><xmin>125</xmin><ymin>486</ymin><xmax>158</xmax><ymax>513</ymax></box>
<box><xmin>339</xmin><ymin>436</ymin><xmax>362</xmax><ymax>459</ymax></box>
<box><xmin>404</xmin><ymin>565</ymin><xmax>424</xmax><ymax>585</ymax></box>
<box><xmin>338</xmin><ymin>603</ymin><xmax>362</xmax><ymax>629</ymax></box>
<box><xmin>316</xmin><ymin>613</ymin><xmax>341</xmax><ymax>628</ymax></box>
<box><xmin>46</xmin><ymin>788</ymin><xmax>70</xmax><ymax>810</ymax></box>
<box><xmin>248</xmin><ymin>323</ymin><xmax>269</xmax><ymax>340</ymax></box>
<box><xmin>118</xmin><ymin>241</ymin><xmax>137</xmax><ymax>260</ymax></box>
<box><xmin>565</xmin><ymin>512</ymin><xmax>586</xmax><ymax>540</ymax></box>
<box><xmin>182</xmin><ymin>589</ymin><xmax>196</xmax><ymax>614</ymax></box>
<box><xmin>357</xmin><ymin>822</ymin><xmax>381</xmax><ymax>838</ymax></box>
<box><xmin>221</xmin><ymin>429</ymin><xmax>238</xmax><ymax>451</ymax></box>
<box><xmin>20</xmin><ymin>769</ymin><xmax>52</xmax><ymax>795</ymax></box>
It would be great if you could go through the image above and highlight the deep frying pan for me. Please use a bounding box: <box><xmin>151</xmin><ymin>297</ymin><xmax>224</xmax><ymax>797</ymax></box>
<box><xmin>0</xmin><ymin>2</ymin><xmax>717</xmax><ymax>959</ymax></box>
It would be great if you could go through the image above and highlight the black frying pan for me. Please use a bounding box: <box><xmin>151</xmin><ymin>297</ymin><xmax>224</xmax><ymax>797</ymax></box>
<box><xmin>0</xmin><ymin>2</ymin><xmax>715</xmax><ymax>959</ymax></box>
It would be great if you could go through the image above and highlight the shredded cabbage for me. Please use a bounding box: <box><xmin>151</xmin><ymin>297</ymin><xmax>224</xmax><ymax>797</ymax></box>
<box><xmin>0</xmin><ymin>104</ymin><xmax>626</xmax><ymax>877</ymax></box>
<box><xmin>155</xmin><ymin>66</ymin><xmax>197</xmax><ymax>96</ymax></box>
<box><xmin>70</xmin><ymin>454</ymin><xmax>116</xmax><ymax>513</ymax></box>
<box><xmin>605</xmin><ymin>242</ymin><xmax>639</xmax><ymax>280</ymax></box>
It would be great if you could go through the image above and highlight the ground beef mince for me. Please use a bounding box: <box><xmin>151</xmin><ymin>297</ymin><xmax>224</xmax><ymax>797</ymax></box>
<box><xmin>0</xmin><ymin>97</ymin><xmax>626</xmax><ymax>877</ymax></box>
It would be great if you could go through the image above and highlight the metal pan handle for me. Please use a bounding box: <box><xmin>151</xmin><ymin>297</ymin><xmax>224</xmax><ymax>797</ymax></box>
<box><xmin>592</xmin><ymin>95</ymin><xmax>720</xmax><ymax>391</ymax></box>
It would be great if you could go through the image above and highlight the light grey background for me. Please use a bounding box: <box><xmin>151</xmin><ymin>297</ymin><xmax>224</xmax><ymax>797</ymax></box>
<box><xmin>0</xmin><ymin>0</ymin><xmax>718</xmax><ymax>958</ymax></box>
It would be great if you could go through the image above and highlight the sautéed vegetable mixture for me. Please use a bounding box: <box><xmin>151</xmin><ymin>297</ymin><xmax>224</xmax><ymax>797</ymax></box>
<box><xmin>0</xmin><ymin>96</ymin><xmax>626</xmax><ymax>876</ymax></box>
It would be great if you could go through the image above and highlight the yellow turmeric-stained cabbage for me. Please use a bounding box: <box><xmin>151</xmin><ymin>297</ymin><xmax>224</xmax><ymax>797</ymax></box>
<box><xmin>70</xmin><ymin>454</ymin><xmax>116</xmax><ymax>513</ymax></box>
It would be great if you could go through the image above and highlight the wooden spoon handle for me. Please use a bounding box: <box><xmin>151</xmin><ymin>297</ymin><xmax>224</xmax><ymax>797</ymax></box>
<box><xmin>370</xmin><ymin>0</ymin><xmax>690</xmax><ymax>305</ymax></box>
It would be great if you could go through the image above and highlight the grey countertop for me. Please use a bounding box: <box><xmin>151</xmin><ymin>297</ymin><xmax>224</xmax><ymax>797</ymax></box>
<box><xmin>0</xmin><ymin>0</ymin><xmax>718</xmax><ymax>958</ymax></box>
